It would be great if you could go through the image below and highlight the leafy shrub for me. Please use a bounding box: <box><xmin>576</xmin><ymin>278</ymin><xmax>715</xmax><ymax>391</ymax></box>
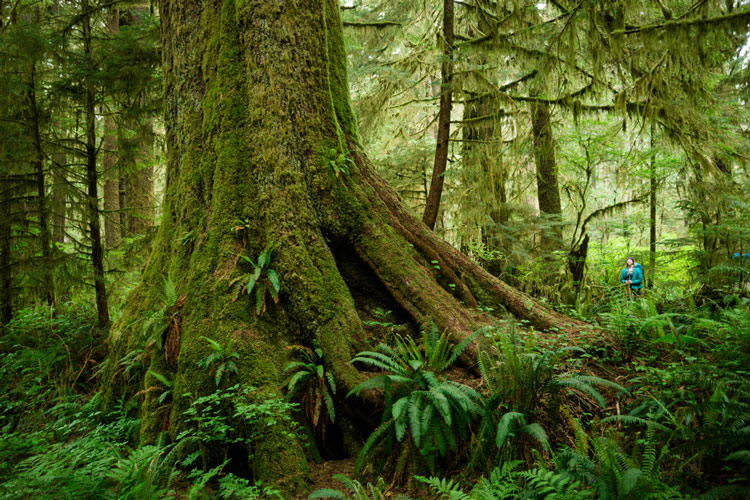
<box><xmin>177</xmin><ymin>384</ymin><xmax>300</xmax><ymax>467</ymax></box>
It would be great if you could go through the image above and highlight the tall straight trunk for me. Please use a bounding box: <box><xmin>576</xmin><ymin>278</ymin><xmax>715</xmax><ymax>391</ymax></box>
<box><xmin>83</xmin><ymin>0</ymin><xmax>109</xmax><ymax>327</ymax></box>
<box><xmin>0</xmin><ymin>174</ymin><xmax>11</xmax><ymax>324</ymax></box>
<box><xmin>52</xmin><ymin>153</ymin><xmax>67</xmax><ymax>245</ymax></box>
<box><xmin>422</xmin><ymin>0</ymin><xmax>454</xmax><ymax>230</ymax></box>
<box><xmin>102</xmin><ymin>3</ymin><xmax>120</xmax><ymax>248</ymax></box>
<box><xmin>530</xmin><ymin>99</ymin><xmax>563</xmax><ymax>250</ymax></box>
<box><xmin>461</xmin><ymin>93</ymin><xmax>507</xmax><ymax>273</ymax></box>
<box><xmin>26</xmin><ymin>65</ymin><xmax>55</xmax><ymax>308</ymax></box>
<box><xmin>649</xmin><ymin>129</ymin><xmax>656</xmax><ymax>288</ymax></box>
<box><xmin>122</xmin><ymin>161</ymin><xmax>154</xmax><ymax>235</ymax></box>
<box><xmin>102</xmin><ymin>1</ymin><xmax>592</xmax><ymax>493</ymax></box>
<box><xmin>102</xmin><ymin>116</ymin><xmax>121</xmax><ymax>247</ymax></box>
<box><xmin>113</xmin><ymin>6</ymin><xmax>155</xmax><ymax>238</ymax></box>
<box><xmin>120</xmin><ymin>121</ymin><xmax>154</xmax><ymax>237</ymax></box>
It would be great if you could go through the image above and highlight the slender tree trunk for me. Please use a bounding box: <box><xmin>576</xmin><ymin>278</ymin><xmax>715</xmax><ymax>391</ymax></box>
<box><xmin>102</xmin><ymin>1</ymin><xmax>593</xmax><ymax>493</ymax></box>
<box><xmin>52</xmin><ymin>153</ymin><xmax>67</xmax><ymax>245</ymax></box>
<box><xmin>530</xmin><ymin>99</ymin><xmax>563</xmax><ymax>250</ymax></box>
<box><xmin>83</xmin><ymin>0</ymin><xmax>109</xmax><ymax>327</ymax></box>
<box><xmin>649</xmin><ymin>129</ymin><xmax>656</xmax><ymax>288</ymax></box>
<box><xmin>0</xmin><ymin>173</ymin><xmax>11</xmax><ymax>324</ymax></box>
<box><xmin>461</xmin><ymin>93</ymin><xmax>507</xmax><ymax>274</ymax></box>
<box><xmin>422</xmin><ymin>0</ymin><xmax>454</xmax><ymax>230</ymax></box>
<box><xmin>26</xmin><ymin>65</ymin><xmax>55</xmax><ymax>308</ymax></box>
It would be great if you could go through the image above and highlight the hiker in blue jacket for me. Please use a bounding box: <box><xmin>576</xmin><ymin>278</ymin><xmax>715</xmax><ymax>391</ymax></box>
<box><xmin>620</xmin><ymin>257</ymin><xmax>643</xmax><ymax>296</ymax></box>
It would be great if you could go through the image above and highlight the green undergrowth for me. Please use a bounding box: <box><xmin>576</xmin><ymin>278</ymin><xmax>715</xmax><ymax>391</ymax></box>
<box><xmin>0</xmin><ymin>306</ymin><xmax>286</xmax><ymax>499</ymax></box>
<box><xmin>3</xmin><ymin>274</ymin><xmax>750</xmax><ymax>500</ymax></box>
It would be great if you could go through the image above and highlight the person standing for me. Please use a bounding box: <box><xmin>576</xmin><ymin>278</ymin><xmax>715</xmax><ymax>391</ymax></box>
<box><xmin>620</xmin><ymin>257</ymin><xmax>643</xmax><ymax>297</ymax></box>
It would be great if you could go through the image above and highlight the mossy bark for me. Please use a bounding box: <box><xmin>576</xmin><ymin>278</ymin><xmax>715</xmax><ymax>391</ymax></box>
<box><xmin>530</xmin><ymin>99</ymin><xmax>563</xmax><ymax>250</ymax></box>
<box><xmin>103</xmin><ymin>0</ymin><xmax>591</xmax><ymax>494</ymax></box>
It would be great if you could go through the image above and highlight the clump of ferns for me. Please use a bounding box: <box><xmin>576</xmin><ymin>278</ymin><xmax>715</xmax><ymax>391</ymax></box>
<box><xmin>556</xmin><ymin>421</ymin><xmax>686</xmax><ymax>500</ymax></box>
<box><xmin>609</xmin><ymin>366</ymin><xmax>750</xmax><ymax>492</ymax></box>
<box><xmin>347</xmin><ymin>325</ymin><xmax>482</xmax><ymax>480</ymax></box>
<box><xmin>118</xmin><ymin>275</ymin><xmax>181</xmax><ymax>380</ymax></box>
<box><xmin>135</xmin><ymin>370</ymin><xmax>174</xmax><ymax>432</ymax></box>
<box><xmin>471</xmin><ymin>329</ymin><xmax>626</xmax><ymax>471</ymax></box>
<box><xmin>284</xmin><ymin>343</ymin><xmax>337</xmax><ymax>441</ymax></box>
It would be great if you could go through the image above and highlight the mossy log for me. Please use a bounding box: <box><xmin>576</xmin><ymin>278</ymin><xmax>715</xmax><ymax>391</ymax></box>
<box><xmin>102</xmin><ymin>0</ymin><xmax>592</xmax><ymax>494</ymax></box>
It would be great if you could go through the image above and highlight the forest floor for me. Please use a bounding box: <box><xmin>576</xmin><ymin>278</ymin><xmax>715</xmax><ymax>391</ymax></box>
<box><xmin>299</xmin><ymin>458</ymin><xmax>356</xmax><ymax>499</ymax></box>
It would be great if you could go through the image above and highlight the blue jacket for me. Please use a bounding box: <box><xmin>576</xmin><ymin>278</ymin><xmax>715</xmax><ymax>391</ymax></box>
<box><xmin>620</xmin><ymin>263</ymin><xmax>643</xmax><ymax>289</ymax></box>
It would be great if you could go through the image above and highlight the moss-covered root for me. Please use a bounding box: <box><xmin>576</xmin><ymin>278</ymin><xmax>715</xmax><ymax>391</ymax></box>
<box><xmin>351</xmin><ymin>144</ymin><xmax>593</xmax><ymax>337</ymax></box>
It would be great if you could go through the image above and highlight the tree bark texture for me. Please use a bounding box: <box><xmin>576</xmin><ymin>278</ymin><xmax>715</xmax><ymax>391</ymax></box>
<box><xmin>530</xmin><ymin>100</ymin><xmax>563</xmax><ymax>250</ymax></box>
<box><xmin>461</xmin><ymin>93</ymin><xmax>508</xmax><ymax>274</ymax></box>
<box><xmin>103</xmin><ymin>0</ymin><xmax>591</xmax><ymax>493</ymax></box>
<box><xmin>422</xmin><ymin>0</ymin><xmax>454</xmax><ymax>230</ymax></box>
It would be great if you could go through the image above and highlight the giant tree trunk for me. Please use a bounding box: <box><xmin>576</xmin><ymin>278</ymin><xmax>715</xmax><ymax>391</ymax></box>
<box><xmin>103</xmin><ymin>0</ymin><xmax>590</xmax><ymax>493</ymax></box>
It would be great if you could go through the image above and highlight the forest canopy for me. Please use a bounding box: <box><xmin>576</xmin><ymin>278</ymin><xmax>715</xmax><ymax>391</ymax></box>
<box><xmin>2</xmin><ymin>1</ymin><xmax>750</xmax><ymax>499</ymax></box>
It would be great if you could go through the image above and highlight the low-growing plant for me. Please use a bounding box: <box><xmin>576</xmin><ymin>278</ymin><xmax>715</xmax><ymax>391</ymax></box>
<box><xmin>348</xmin><ymin>328</ymin><xmax>481</xmax><ymax>477</ymax></box>
<box><xmin>196</xmin><ymin>336</ymin><xmax>240</xmax><ymax>386</ymax></box>
<box><xmin>473</xmin><ymin>329</ymin><xmax>625</xmax><ymax>468</ymax></box>
<box><xmin>324</xmin><ymin>148</ymin><xmax>354</xmax><ymax>187</ymax></box>
<box><xmin>177</xmin><ymin>384</ymin><xmax>300</xmax><ymax>467</ymax></box>
<box><xmin>230</xmin><ymin>242</ymin><xmax>281</xmax><ymax>315</ymax></box>
<box><xmin>284</xmin><ymin>343</ymin><xmax>337</xmax><ymax>439</ymax></box>
<box><xmin>309</xmin><ymin>474</ymin><xmax>410</xmax><ymax>500</ymax></box>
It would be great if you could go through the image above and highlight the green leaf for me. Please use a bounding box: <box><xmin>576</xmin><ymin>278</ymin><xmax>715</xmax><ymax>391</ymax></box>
<box><xmin>323</xmin><ymin>388</ymin><xmax>336</xmax><ymax>423</ymax></box>
<box><xmin>199</xmin><ymin>336</ymin><xmax>222</xmax><ymax>353</ymax></box>
<box><xmin>325</xmin><ymin>370</ymin><xmax>337</xmax><ymax>394</ymax></box>
<box><xmin>285</xmin><ymin>371</ymin><xmax>310</xmax><ymax>395</ymax></box>
<box><xmin>245</xmin><ymin>273</ymin><xmax>258</xmax><ymax>294</ymax></box>
<box><xmin>266</xmin><ymin>268</ymin><xmax>281</xmax><ymax>294</ymax></box>
<box><xmin>392</xmin><ymin>396</ymin><xmax>409</xmax><ymax>423</ymax></box>
<box><xmin>308</xmin><ymin>488</ymin><xmax>346</xmax><ymax>500</ymax></box>
<box><xmin>497</xmin><ymin>412</ymin><xmax>525</xmax><ymax>448</ymax></box>
<box><xmin>147</xmin><ymin>370</ymin><xmax>173</xmax><ymax>388</ymax></box>
<box><xmin>393</xmin><ymin>400</ymin><xmax>409</xmax><ymax>441</ymax></box>
<box><xmin>257</xmin><ymin>251</ymin><xmax>268</xmax><ymax>269</ymax></box>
